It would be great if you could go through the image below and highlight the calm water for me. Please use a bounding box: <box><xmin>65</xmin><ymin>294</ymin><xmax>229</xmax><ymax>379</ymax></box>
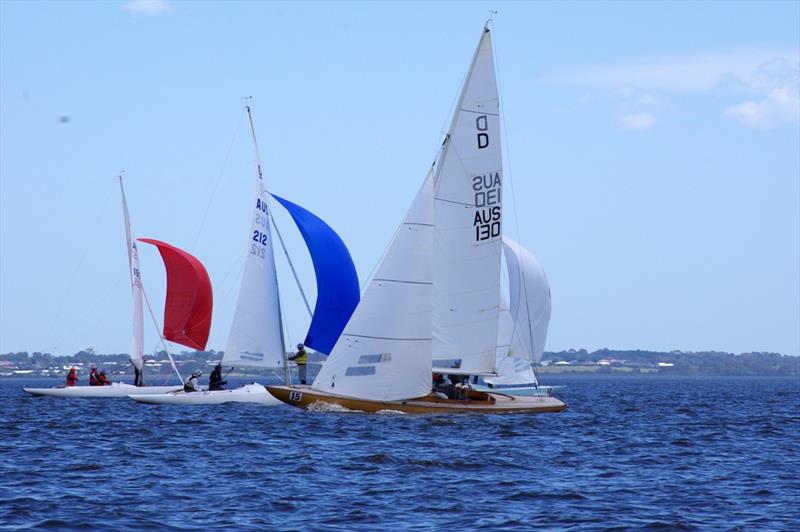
<box><xmin>1</xmin><ymin>375</ymin><xmax>798</xmax><ymax>530</ymax></box>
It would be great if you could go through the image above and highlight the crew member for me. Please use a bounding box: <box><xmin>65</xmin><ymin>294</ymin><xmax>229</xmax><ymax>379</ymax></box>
<box><xmin>133</xmin><ymin>363</ymin><xmax>143</xmax><ymax>387</ymax></box>
<box><xmin>209</xmin><ymin>363</ymin><xmax>226</xmax><ymax>391</ymax></box>
<box><xmin>184</xmin><ymin>370</ymin><xmax>201</xmax><ymax>393</ymax></box>
<box><xmin>289</xmin><ymin>343</ymin><xmax>308</xmax><ymax>385</ymax></box>
<box><xmin>89</xmin><ymin>366</ymin><xmax>100</xmax><ymax>386</ymax></box>
<box><xmin>66</xmin><ymin>367</ymin><xmax>79</xmax><ymax>387</ymax></box>
<box><xmin>96</xmin><ymin>370</ymin><xmax>112</xmax><ymax>386</ymax></box>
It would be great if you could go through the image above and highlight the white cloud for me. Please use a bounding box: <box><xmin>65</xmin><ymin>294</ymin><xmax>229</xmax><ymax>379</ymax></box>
<box><xmin>557</xmin><ymin>49</ymin><xmax>798</xmax><ymax>93</ymax></box>
<box><xmin>620</xmin><ymin>112</ymin><xmax>656</xmax><ymax>130</ymax></box>
<box><xmin>725</xmin><ymin>87</ymin><xmax>800</xmax><ymax>129</ymax></box>
<box><xmin>122</xmin><ymin>0</ymin><xmax>173</xmax><ymax>15</ymax></box>
<box><xmin>556</xmin><ymin>48</ymin><xmax>799</xmax><ymax>130</ymax></box>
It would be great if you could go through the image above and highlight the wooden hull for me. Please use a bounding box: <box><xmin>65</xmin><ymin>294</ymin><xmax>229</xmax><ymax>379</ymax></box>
<box><xmin>24</xmin><ymin>383</ymin><xmax>182</xmax><ymax>398</ymax></box>
<box><xmin>267</xmin><ymin>385</ymin><xmax>567</xmax><ymax>414</ymax></box>
<box><xmin>128</xmin><ymin>383</ymin><xmax>281</xmax><ymax>405</ymax></box>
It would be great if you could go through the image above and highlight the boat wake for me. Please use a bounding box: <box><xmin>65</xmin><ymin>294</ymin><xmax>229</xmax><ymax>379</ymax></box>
<box><xmin>307</xmin><ymin>401</ymin><xmax>357</xmax><ymax>413</ymax></box>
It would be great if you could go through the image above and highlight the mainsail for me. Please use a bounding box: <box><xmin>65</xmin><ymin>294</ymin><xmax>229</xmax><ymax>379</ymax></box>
<box><xmin>270</xmin><ymin>194</ymin><xmax>360</xmax><ymax>355</ymax></box>
<box><xmin>138</xmin><ymin>238</ymin><xmax>213</xmax><ymax>351</ymax></box>
<box><xmin>119</xmin><ymin>177</ymin><xmax>144</xmax><ymax>372</ymax></box>
<box><xmin>431</xmin><ymin>26</ymin><xmax>502</xmax><ymax>374</ymax></box>
<box><xmin>222</xmin><ymin>106</ymin><xmax>286</xmax><ymax>369</ymax></box>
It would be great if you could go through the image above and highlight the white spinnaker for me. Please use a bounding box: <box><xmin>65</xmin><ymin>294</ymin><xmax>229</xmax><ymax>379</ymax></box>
<box><xmin>490</xmin><ymin>307</ymin><xmax>538</xmax><ymax>386</ymax></box>
<box><xmin>487</xmin><ymin>237</ymin><xmax>551</xmax><ymax>386</ymax></box>
<box><xmin>432</xmin><ymin>27</ymin><xmax>503</xmax><ymax>374</ymax></box>
<box><xmin>223</xmin><ymin>174</ymin><xmax>285</xmax><ymax>369</ymax></box>
<box><xmin>312</xmin><ymin>172</ymin><xmax>434</xmax><ymax>401</ymax></box>
<box><xmin>119</xmin><ymin>177</ymin><xmax>144</xmax><ymax>371</ymax></box>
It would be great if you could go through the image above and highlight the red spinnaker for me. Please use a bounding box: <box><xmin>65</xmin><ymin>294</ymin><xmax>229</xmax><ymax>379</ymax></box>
<box><xmin>138</xmin><ymin>238</ymin><xmax>213</xmax><ymax>351</ymax></box>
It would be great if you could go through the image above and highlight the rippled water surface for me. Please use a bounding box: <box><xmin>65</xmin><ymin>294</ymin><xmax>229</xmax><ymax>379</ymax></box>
<box><xmin>2</xmin><ymin>375</ymin><xmax>798</xmax><ymax>530</ymax></box>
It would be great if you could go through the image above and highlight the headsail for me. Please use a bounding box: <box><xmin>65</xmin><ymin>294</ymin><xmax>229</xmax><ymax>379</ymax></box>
<box><xmin>271</xmin><ymin>194</ymin><xmax>360</xmax><ymax>355</ymax></box>
<box><xmin>138</xmin><ymin>238</ymin><xmax>213</xmax><ymax>351</ymax></box>
<box><xmin>119</xmin><ymin>177</ymin><xmax>144</xmax><ymax>372</ymax></box>
<box><xmin>431</xmin><ymin>26</ymin><xmax>503</xmax><ymax>374</ymax></box>
<box><xmin>312</xmin><ymin>171</ymin><xmax>434</xmax><ymax>401</ymax></box>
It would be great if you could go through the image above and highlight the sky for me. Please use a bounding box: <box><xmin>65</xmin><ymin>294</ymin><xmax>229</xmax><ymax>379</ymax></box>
<box><xmin>1</xmin><ymin>0</ymin><xmax>798</xmax><ymax>357</ymax></box>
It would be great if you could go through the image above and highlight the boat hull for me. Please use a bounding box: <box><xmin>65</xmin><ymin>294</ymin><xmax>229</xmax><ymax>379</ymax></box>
<box><xmin>266</xmin><ymin>385</ymin><xmax>567</xmax><ymax>414</ymax></box>
<box><xmin>24</xmin><ymin>383</ymin><xmax>182</xmax><ymax>398</ymax></box>
<box><xmin>128</xmin><ymin>383</ymin><xmax>281</xmax><ymax>405</ymax></box>
<box><xmin>473</xmin><ymin>384</ymin><xmax>566</xmax><ymax>396</ymax></box>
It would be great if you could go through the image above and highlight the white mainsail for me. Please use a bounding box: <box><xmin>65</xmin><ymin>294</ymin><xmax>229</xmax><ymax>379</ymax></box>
<box><xmin>432</xmin><ymin>27</ymin><xmax>503</xmax><ymax>374</ymax></box>
<box><xmin>487</xmin><ymin>237</ymin><xmax>551</xmax><ymax>386</ymax></box>
<box><xmin>119</xmin><ymin>176</ymin><xmax>144</xmax><ymax>372</ymax></box>
<box><xmin>312</xmin><ymin>172</ymin><xmax>434</xmax><ymax>401</ymax></box>
<box><xmin>223</xmin><ymin>107</ymin><xmax>285</xmax><ymax>370</ymax></box>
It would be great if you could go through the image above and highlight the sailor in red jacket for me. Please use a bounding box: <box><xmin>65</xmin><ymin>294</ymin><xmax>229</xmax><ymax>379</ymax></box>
<box><xmin>96</xmin><ymin>371</ymin><xmax>112</xmax><ymax>386</ymax></box>
<box><xmin>66</xmin><ymin>367</ymin><xmax>79</xmax><ymax>387</ymax></box>
<box><xmin>89</xmin><ymin>366</ymin><xmax>100</xmax><ymax>386</ymax></box>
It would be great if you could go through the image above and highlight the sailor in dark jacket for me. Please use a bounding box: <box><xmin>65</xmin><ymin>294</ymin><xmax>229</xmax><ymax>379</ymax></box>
<box><xmin>209</xmin><ymin>363</ymin><xmax>226</xmax><ymax>391</ymax></box>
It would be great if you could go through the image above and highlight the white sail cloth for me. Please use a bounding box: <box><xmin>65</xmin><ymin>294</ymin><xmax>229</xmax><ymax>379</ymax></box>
<box><xmin>312</xmin><ymin>173</ymin><xmax>434</xmax><ymax>401</ymax></box>
<box><xmin>223</xmin><ymin>179</ymin><xmax>285</xmax><ymax>369</ymax></box>
<box><xmin>487</xmin><ymin>237</ymin><xmax>551</xmax><ymax>386</ymax></box>
<box><xmin>432</xmin><ymin>27</ymin><xmax>503</xmax><ymax>374</ymax></box>
<box><xmin>120</xmin><ymin>178</ymin><xmax>144</xmax><ymax>371</ymax></box>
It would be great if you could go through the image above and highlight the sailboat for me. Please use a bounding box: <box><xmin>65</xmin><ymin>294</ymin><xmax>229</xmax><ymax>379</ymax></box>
<box><xmin>268</xmin><ymin>24</ymin><xmax>567</xmax><ymax>413</ymax></box>
<box><xmin>129</xmin><ymin>105</ymin><xmax>360</xmax><ymax>405</ymax></box>
<box><xmin>472</xmin><ymin>237</ymin><xmax>564</xmax><ymax>396</ymax></box>
<box><xmin>24</xmin><ymin>178</ymin><xmax>189</xmax><ymax>398</ymax></box>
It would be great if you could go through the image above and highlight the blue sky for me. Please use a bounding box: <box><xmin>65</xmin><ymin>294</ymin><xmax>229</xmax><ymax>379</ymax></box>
<box><xmin>1</xmin><ymin>0</ymin><xmax>798</xmax><ymax>357</ymax></box>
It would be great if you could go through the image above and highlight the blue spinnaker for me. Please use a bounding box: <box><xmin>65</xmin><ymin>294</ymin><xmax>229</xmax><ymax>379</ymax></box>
<box><xmin>271</xmin><ymin>194</ymin><xmax>360</xmax><ymax>355</ymax></box>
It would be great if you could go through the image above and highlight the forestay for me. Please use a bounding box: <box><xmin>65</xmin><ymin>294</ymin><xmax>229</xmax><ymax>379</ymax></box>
<box><xmin>222</xmin><ymin>176</ymin><xmax>285</xmax><ymax>369</ymax></box>
<box><xmin>119</xmin><ymin>177</ymin><xmax>144</xmax><ymax>372</ymax></box>
<box><xmin>138</xmin><ymin>238</ymin><xmax>213</xmax><ymax>351</ymax></box>
<box><xmin>312</xmin><ymin>172</ymin><xmax>434</xmax><ymax>401</ymax></box>
<box><xmin>271</xmin><ymin>194</ymin><xmax>360</xmax><ymax>355</ymax></box>
<box><xmin>432</xmin><ymin>26</ymin><xmax>503</xmax><ymax>374</ymax></box>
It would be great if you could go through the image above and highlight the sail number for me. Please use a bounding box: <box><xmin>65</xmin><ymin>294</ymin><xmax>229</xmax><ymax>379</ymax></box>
<box><xmin>473</xmin><ymin>172</ymin><xmax>501</xmax><ymax>241</ymax></box>
<box><xmin>477</xmin><ymin>115</ymin><xmax>489</xmax><ymax>149</ymax></box>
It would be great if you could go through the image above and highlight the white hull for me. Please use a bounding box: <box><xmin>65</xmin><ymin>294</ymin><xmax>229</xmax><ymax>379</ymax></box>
<box><xmin>128</xmin><ymin>383</ymin><xmax>281</xmax><ymax>405</ymax></box>
<box><xmin>474</xmin><ymin>384</ymin><xmax>566</xmax><ymax>396</ymax></box>
<box><xmin>24</xmin><ymin>383</ymin><xmax>182</xmax><ymax>398</ymax></box>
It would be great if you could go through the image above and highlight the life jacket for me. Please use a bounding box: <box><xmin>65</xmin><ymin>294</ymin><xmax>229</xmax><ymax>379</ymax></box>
<box><xmin>294</xmin><ymin>349</ymin><xmax>308</xmax><ymax>365</ymax></box>
<box><xmin>89</xmin><ymin>370</ymin><xmax>99</xmax><ymax>386</ymax></box>
<box><xmin>97</xmin><ymin>374</ymin><xmax>111</xmax><ymax>386</ymax></box>
<box><xmin>66</xmin><ymin>371</ymin><xmax>78</xmax><ymax>386</ymax></box>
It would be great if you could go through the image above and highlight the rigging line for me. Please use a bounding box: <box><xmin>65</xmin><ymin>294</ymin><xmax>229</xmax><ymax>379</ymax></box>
<box><xmin>45</xmin><ymin>183</ymin><xmax>116</xmax><ymax>350</ymax></box>
<box><xmin>191</xmin><ymin>110</ymin><xmax>245</xmax><ymax>251</ymax></box>
<box><xmin>47</xmin><ymin>274</ymin><xmax>126</xmax><ymax>355</ymax></box>
<box><xmin>268</xmin><ymin>208</ymin><xmax>313</xmax><ymax>318</ymax></box>
<box><xmin>140</xmin><ymin>282</ymin><xmax>184</xmax><ymax>385</ymax></box>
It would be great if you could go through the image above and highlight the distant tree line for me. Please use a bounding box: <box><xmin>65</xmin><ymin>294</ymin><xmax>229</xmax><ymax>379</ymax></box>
<box><xmin>1</xmin><ymin>348</ymin><xmax>798</xmax><ymax>376</ymax></box>
<box><xmin>545</xmin><ymin>349</ymin><xmax>799</xmax><ymax>375</ymax></box>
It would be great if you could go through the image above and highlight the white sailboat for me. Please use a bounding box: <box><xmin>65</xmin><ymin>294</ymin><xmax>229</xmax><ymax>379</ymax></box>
<box><xmin>129</xmin><ymin>105</ymin><xmax>360</xmax><ymax>406</ymax></box>
<box><xmin>473</xmin><ymin>237</ymin><xmax>564</xmax><ymax>396</ymax></box>
<box><xmin>268</xmin><ymin>24</ymin><xmax>567</xmax><ymax>414</ymax></box>
<box><xmin>24</xmin><ymin>177</ymin><xmax>185</xmax><ymax>398</ymax></box>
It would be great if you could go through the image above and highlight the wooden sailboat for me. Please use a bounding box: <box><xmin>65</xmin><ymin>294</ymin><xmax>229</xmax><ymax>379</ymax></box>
<box><xmin>129</xmin><ymin>105</ymin><xmax>360</xmax><ymax>405</ymax></box>
<box><xmin>24</xmin><ymin>178</ymin><xmax>187</xmax><ymax>398</ymax></box>
<box><xmin>269</xmin><ymin>24</ymin><xmax>567</xmax><ymax>414</ymax></box>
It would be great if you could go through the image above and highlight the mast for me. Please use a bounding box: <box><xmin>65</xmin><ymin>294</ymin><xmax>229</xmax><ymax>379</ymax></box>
<box><xmin>244</xmin><ymin>103</ymin><xmax>291</xmax><ymax>385</ymax></box>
